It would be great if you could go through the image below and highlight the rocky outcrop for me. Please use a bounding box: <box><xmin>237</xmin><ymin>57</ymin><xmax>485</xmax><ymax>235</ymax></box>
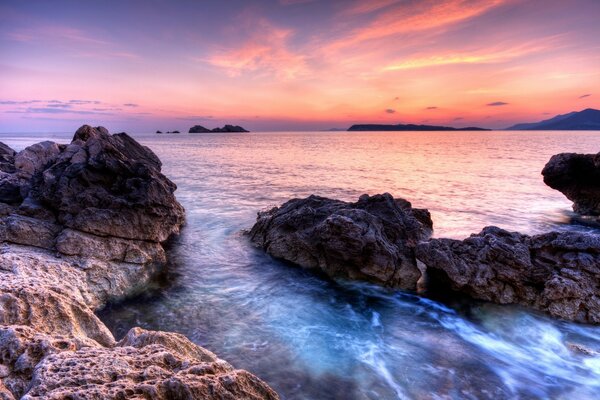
<box><xmin>189</xmin><ymin>125</ymin><xmax>249</xmax><ymax>133</ymax></box>
<box><xmin>0</xmin><ymin>126</ymin><xmax>278</xmax><ymax>399</ymax></box>
<box><xmin>415</xmin><ymin>227</ymin><xmax>600</xmax><ymax>323</ymax></box>
<box><xmin>250</xmin><ymin>193</ymin><xmax>600</xmax><ymax>323</ymax></box>
<box><xmin>249</xmin><ymin>193</ymin><xmax>432</xmax><ymax>290</ymax></box>
<box><xmin>542</xmin><ymin>151</ymin><xmax>600</xmax><ymax>215</ymax></box>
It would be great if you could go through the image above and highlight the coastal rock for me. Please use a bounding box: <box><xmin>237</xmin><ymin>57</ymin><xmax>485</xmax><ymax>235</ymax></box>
<box><xmin>542</xmin><ymin>151</ymin><xmax>600</xmax><ymax>215</ymax></box>
<box><xmin>38</xmin><ymin>125</ymin><xmax>185</xmax><ymax>241</ymax></box>
<box><xmin>249</xmin><ymin>193</ymin><xmax>432</xmax><ymax>290</ymax></box>
<box><xmin>0</xmin><ymin>126</ymin><xmax>278</xmax><ymax>399</ymax></box>
<box><xmin>211</xmin><ymin>125</ymin><xmax>249</xmax><ymax>133</ymax></box>
<box><xmin>415</xmin><ymin>226</ymin><xmax>600</xmax><ymax>323</ymax></box>
<box><xmin>25</xmin><ymin>328</ymin><xmax>279</xmax><ymax>400</ymax></box>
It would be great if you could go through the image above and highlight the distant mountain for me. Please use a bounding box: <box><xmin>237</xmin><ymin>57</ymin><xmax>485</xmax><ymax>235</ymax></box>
<box><xmin>507</xmin><ymin>108</ymin><xmax>600</xmax><ymax>130</ymax></box>
<box><xmin>347</xmin><ymin>123</ymin><xmax>489</xmax><ymax>131</ymax></box>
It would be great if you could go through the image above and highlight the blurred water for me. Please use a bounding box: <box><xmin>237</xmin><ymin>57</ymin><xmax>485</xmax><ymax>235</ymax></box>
<box><xmin>2</xmin><ymin>130</ymin><xmax>600</xmax><ymax>399</ymax></box>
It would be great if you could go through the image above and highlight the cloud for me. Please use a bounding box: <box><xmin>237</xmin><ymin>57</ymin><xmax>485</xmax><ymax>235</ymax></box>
<box><xmin>579</xmin><ymin>94</ymin><xmax>591</xmax><ymax>99</ymax></box>
<box><xmin>279</xmin><ymin>0</ymin><xmax>317</xmax><ymax>5</ymax></box>
<box><xmin>385</xmin><ymin>108</ymin><xmax>396</xmax><ymax>113</ymax></box>
<box><xmin>204</xmin><ymin>19</ymin><xmax>307</xmax><ymax>79</ymax></box>
<box><xmin>486</xmin><ymin>101</ymin><xmax>509</xmax><ymax>106</ymax></box>
<box><xmin>69</xmin><ymin>100</ymin><xmax>102</xmax><ymax>105</ymax></box>
<box><xmin>0</xmin><ymin>100</ymin><xmax>43</xmax><ymax>105</ymax></box>
<box><xmin>426</xmin><ymin>106</ymin><xmax>438</xmax><ymax>110</ymax></box>
<box><xmin>123</xmin><ymin>103</ymin><xmax>139</xmax><ymax>107</ymax></box>
<box><xmin>453</xmin><ymin>117</ymin><xmax>464</xmax><ymax>121</ymax></box>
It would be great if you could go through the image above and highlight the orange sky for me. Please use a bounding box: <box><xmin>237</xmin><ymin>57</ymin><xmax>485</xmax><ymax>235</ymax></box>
<box><xmin>1</xmin><ymin>0</ymin><xmax>599</xmax><ymax>131</ymax></box>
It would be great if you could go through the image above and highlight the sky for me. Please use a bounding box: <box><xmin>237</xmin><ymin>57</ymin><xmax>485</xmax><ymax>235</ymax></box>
<box><xmin>1</xmin><ymin>0</ymin><xmax>599</xmax><ymax>132</ymax></box>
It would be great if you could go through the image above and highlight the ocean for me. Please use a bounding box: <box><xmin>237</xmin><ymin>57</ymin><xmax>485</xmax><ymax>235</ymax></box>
<box><xmin>2</xmin><ymin>130</ymin><xmax>600</xmax><ymax>399</ymax></box>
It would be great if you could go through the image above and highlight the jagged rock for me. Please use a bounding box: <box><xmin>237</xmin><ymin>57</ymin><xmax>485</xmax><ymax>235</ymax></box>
<box><xmin>415</xmin><ymin>226</ymin><xmax>600</xmax><ymax>323</ymax></box>
<box><xmin>37</xmin><ymin>126</ymin><xmax>185</xmax><ymax>241</ymax></box>
<box><xmin>0</xmin><ymin>174</ymin><xmax>22</xmax><ymax>205</ymax></box>
<box><xmin>14</xmin><ymin>141</ymin><xmax>63</xmax><ymax>181</ymax></box>
<box><xmin>249</xmin><ymin>193</ymin><xmax>432</xmax><ymax>290</ymax></box>
<box><xmin>542</xmin><ymin>151</ymin><xmax>600</xmax><ymax>215</ymax></box>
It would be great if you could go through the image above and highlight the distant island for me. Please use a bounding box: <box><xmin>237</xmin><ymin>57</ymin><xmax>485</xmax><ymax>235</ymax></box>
<box><xmin>348</xmin><ymin>124</ymin><xmax>489</xmax><ymax>131</ymax></box>
<box><xmin>156</xmin><ymin>130</ymin><xmax>180</xmax><ymax>134</ymax></box>
<box><xmin>189</xmin><ymin>124</ymin><xmax>249</xmax><ymax>133</ymax></box>
<box><xmin>507</xmin><ymin>108</ymin><xmax>600</xmax><ymax>130</ymax></box>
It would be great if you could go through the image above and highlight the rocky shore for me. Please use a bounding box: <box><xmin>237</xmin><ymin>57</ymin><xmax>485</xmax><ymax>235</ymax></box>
<box><xmin>0</xmin><ymin>126</ymin><xmax>277</xmax><ymax>399</ymax></box>
<box><xmin>250</xmin><ymin>152</ymin><xmax>600</xmax><ymax>324</ymax></box>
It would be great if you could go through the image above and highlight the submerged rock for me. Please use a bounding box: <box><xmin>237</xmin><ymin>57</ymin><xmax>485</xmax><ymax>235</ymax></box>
<box><xmin>0</xmin><ymin>126</ymin><xmax>278</xmax><ymax>399</ymax></box>
<box><xmin>542</xmin><ymin>151</ymin><xmax>600</xmax><ymax>215</ymax></box>
<box><xmin>415</xmin><ymin>226</ymin><xmax>600</xmax><ymax>323</ymax></box>
<box><xmin>249</xmin><ymin>193</ymin><xmax>432</xmax><ymax>290</ymax></box>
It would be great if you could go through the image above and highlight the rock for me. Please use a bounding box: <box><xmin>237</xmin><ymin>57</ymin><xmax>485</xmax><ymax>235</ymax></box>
<box><xmin>0</xmin><ymin>214</ymin><xmax>60</xmax><ymax>249</ymax></box>
<box><xmin>38</xmin><ymin>125</ymin><xmax>185</xmax><ymax>241</ymax></box>
<box><xmin>156</xmin><ymin>130</ymin><xmax>162</xmax><ymax>134</ymax></box>
<box><xmin>415</xmin><ymin>226</ymin><xmax>600</xmax><ymax>323</ymax></box>
<box><xmin>0</xmin><ymin>126</ymin><xmax>278</xmax><ymax>399</ymax></box>
<box><xmin>249</xmin><ymin>193</ymin><xmax>432</xmax><ymax>290</ymax></box>
<box><xmin>0</xmin><ymin>143</ymin><xmax>16</xmax><ymax>173</ymax></box>
<box><xmin>14</xmin><ymin>141</ymin><xmax>63</xmax><ymax>181</ymax></box>
<box><xmin>542</xmin><ymin>152</ymin><xmax>600</xmax><ymax>215</ymax></box>
<box><xmin>189</xmin><ymin>125</ymin><xmax>211</xmax><ymax>133</ymax></box>
<box><xmin>211</xmin><ymin>125</ymin><xmax>249</xmax><ymax>133</ymax></box>
<box><xmin>25</xmin><ymin>328</ymin><xmax>279</xmax><ymax>400</ymax></box>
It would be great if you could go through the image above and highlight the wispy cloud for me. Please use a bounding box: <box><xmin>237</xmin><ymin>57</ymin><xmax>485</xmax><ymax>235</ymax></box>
<box><xmin>579</xmin><ymin>94</ymin><xmax>591</xmax><ymax>99</ymax></box>
<box><xmin>487</xmin><ymin>101</ymin><xmax>509</xmax><ymax>106</ymax></box>
<box><xmin>123</xmin><ymin>103</ymin><xmax>139</xmax><ymax>107</ymax></box>
<box><xmin>385</xmin><ymin>108</ymin><xmax>396</xmax><ymax>114</ymax></box>
<box><xmin>426</xmin><ymin>106</ymin><xmax>438</xmax><ymax>110</ymax></box>
<box><xmin>203</xmin><ymin>19</ymin><xmax>307</xmax><ymax>79</ymax></box>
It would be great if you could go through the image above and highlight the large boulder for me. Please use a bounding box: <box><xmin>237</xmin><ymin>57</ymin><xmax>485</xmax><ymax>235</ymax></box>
<box><xmin>415</xmin><ymin>226</ymin><xmax>600</xmax><ymax>323</ymax></box>
<box><xmin>37</xmin><ymin>125</ymin><xmax>185</xmax><ymax>241</ymax></box>
<box><xmin>249</xmin><ymin>193</ymin><xmax>432</xmax><ymax>290</ymax></box>
<box><xmin>542</xmin><ymin>152</ymin><xmax>600</xmax><ymax>215</ymax></box>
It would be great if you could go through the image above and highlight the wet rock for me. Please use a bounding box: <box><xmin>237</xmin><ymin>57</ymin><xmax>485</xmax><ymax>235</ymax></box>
<box><xmin>249</xmin><ymin>193</ymin><xmax>433</xmax><ymax>290</ymax></box>
<box><xmin>542</xmin><ymin>152</ymin><xmax>600</xmax><ymax>215</ymax></box>
<box><xmin>415</xmin><ymin>226</ymin><xmax>600</xmax><ymax>323</ymax></box>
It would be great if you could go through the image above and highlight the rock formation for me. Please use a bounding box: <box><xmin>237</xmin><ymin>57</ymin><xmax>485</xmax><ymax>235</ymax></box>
<box><xmin>189</xmin><ymin>125</ymin><xmax>249</xmax><ymax>133</ymax></box>
<box><xmin>415</xmin><ymin>226</ymin><xmax>600</xmax><ymax>323</ymax></box>
<box><xmin>542</xmin><ymin>151</ymin><xmax>600</xmax><ymax>215</ymax></box>
<box><xmin>0</xmin><ymin>126</ymin><xmax>278</xmax><ymax>399</ymax></box>
<box><xmin>249</xmin><ymin>193</ymin><xmax>433</xmax><ymax>290</ymax></box>
<box><xmin>250</xmin><ymin>193</ymin><xmax>600</xmax><ymax>323</ymax></box>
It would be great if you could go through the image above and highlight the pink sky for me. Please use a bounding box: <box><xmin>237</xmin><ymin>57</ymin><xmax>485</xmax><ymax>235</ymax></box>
<box><xmin>1</xmin><ymin>0</ymin><xmax>599</xmax><ymax>132</ymax></box>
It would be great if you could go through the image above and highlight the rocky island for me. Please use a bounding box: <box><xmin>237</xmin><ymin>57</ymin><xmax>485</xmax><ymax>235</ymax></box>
<box><xmin>347</xmin><ymin>123</ymin><xmax>489</xmax><ymax>131</ymax></box>
<box><xmin>0</xmin><ymin>126</ymin><xmax>278</xmax><ymax>399</ymax></box>
<box><xmin>250</xmin><ymin>153</ymin><xmax>600</xmax><ymax>324</ymax></box>
<box><xmin>189</xmin><ymin>125</ymin><xmax>249</xmax><ymax>133</ymax></box>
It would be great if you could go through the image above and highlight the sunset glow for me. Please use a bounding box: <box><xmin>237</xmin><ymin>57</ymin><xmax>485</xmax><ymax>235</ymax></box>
<box><xmin>1</xmin><ymin>0</ymin><xmax>599</xmax><ymax>131</ymax></box>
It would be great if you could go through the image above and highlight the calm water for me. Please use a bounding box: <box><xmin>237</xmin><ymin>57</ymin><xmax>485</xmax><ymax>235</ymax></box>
<box><xmin>2</xmin><ymin>130</ymin><xmax>600</xmax><ymax>399</ymax></box>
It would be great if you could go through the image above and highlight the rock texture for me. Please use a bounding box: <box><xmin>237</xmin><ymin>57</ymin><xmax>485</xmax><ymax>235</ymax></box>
<box><xmin>542</xmin><ymin>151</ymin><xmax>600</xmax><ymax>215</ymax></box>
<box><xmin>0</xmin><ymin>126</ymin><xmax>278</xmax><ymax>399</ymax></box>
<box><xmin>251</xmin><ymin>193</ymin><xmax>600</xmax><ymax>323</ymax></box>
<box><xmin>249</xmin><ymin>193</ymin><xmax>432</xmax><ymax>290</ymax></box>
<box><xmin>415</xmin><ymin>227</ymin><xmax>600</xmax><ymax>323</ymax></box>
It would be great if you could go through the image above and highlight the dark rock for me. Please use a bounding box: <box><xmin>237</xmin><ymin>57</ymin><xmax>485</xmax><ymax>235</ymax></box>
<box><xmin>0</xmin><ymin>142</ymin><xmax>16</xmax><ymax>173</ymax></box>
<box><xmin>37</xmin><ymin>125</ymin><xmax>185</xmax><ymax>242</ymax></box>
<box><xmin>249</xmin><ymin>193</ymin><xmax>432</xmax><ymax>290</ymax></box>
<box><xmin>211</xmin><ymin>125</ymin><xmax>249</xmax><ymax>133</ymax></box>
<box><xmin>415</xmin><ymin>226</ymin><xmax>600</xmax><ymax>323</ymax></box>
<box><xmin>189</xmin><ymin>125</ymin><xmax>211</xmax><ymax>133</ymax></box>
<box><xmin>542</xmin><ymin>151</ymin><xmax>600</xmax><ymax>215</ymax></box>
<box><xmin>156</xmin><ymin>130</ymin><xmax>162</xmax><ymax>134</ymax></box>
